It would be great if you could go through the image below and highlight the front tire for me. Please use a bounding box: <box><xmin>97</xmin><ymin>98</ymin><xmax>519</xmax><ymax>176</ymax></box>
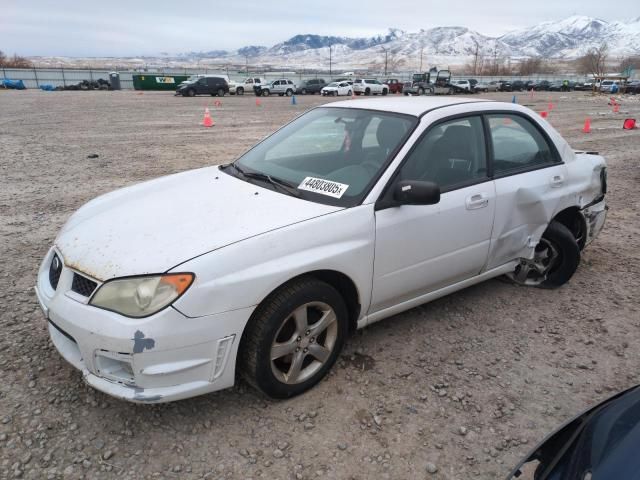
<box><xmin>286</xmin><ymin>89</ymin><xmax>293</xmax><ymax>96</ymax></box>
<box><xmin>382</xmin><ymin>88</ymin><xmax>388</xmax><ymax>96</ymax></box>
<box><xmin>365</xmin><ymin>88</ymin><xmax>371</xmax><ymax>96</ymax></box>
<box><xmin>240</xmin><ymin>277</ymin><xmax>348</xmax><ymax>398</ymax></box>
<box><xmin>262</xmin><ymin>90</ymin><xmax>270</xmax><ymax>97</ymax></box>
<box><xmin>237</xmin><ymin>87</ymin><xmax>244</xmax><ymax>95</ymax></box>
<box><xmin>507</xmin><ymin>221</ymin><xmax>580</xmax><ymax>288</ymax></box>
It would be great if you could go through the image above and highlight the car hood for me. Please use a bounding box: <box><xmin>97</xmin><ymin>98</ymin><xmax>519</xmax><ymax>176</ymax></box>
<box><xmin>55</xmin><ymin>166</ymin><xmax>343</xmax><ymax>281</ymax></box>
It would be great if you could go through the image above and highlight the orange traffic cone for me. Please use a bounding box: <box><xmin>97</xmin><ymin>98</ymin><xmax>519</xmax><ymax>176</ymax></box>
<box><xmin>202</xmin><ymin>107</ymin><xmax>214</xmax><ymax>127</ymax></box>
<box><xmin>582</xmin><ymin>118</ymin><xmax>591</xmax><ymax>133</ymax></box>
<box><xmin>540</xmin><ymin>111</ymin><xmax>548</xmax><ymax>119</ymax></box>
<box><xmin>214</xmin><ymin>100</ymin><xmax>222</xmax><ymax>107</ymax></box>
<box><xmin>255</xmin><ymin>98</ymin><xmax>261</xmax><ymax>107</ymax></box>
<box><xmin>613</xmin><ymin>103</ymin><xmax>620</xmax><ymax>113</ymax></box>
<box><xmin>351</xmin><ymin>91</ymin><xmax>355</xmax><ymax>100</ymax></box>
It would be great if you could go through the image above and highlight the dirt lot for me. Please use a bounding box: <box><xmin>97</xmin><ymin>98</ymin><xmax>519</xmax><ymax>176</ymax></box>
<box><xmin>1</xmin><ymin>89</ymin><xmax>639</xmax><ymax>480</ymax></box>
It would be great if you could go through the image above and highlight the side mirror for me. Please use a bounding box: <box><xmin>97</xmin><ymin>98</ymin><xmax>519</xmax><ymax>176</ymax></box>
<box><xmin>393</xmin><ymin>180</ymin><xmax>440</xmax><ymax>206</ymax></box>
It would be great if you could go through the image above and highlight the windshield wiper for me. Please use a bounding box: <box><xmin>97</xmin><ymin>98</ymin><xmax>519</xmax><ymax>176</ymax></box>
<box><xmin>223</xmin><ymin>163</ymin><xmax>301</xmax><ymax>198</ymax></box>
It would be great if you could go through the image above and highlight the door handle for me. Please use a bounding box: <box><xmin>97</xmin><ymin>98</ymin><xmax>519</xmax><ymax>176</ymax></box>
<box><xmin>550</xmin><ymin>175</ymin><xmax>564</xmax><ymax>187</ymax></box>
<box><xmin>466</xmin><ymin>193</ymin><xmax>489</xmax><ymax>210</ymax></box>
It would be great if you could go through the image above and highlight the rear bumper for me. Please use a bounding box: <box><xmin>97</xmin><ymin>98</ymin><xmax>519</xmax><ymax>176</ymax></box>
<box><xmin>35</xmin><ymin>248</ymin><xmax>254</xmax><ymax>403</ymax></box>
<box><xmin>582</xmin><ymin>198</ymin><xmax>607</xmax><ymax>246</ymax></box>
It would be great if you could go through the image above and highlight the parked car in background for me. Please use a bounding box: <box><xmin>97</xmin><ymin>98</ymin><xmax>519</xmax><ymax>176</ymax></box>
<box><xmin>626</xmin><ymin>80</ymin><xmax>640</xmax><ymax>94</ymax></box>
<box><xmin>599</xmin><ymin>80</ymin><xmax>620</xmax><ymax>93</ymax></box>
<box><xmin>532</xmin><ymin>80</ymin><xmax>551</xmax><ymax>91</ymax></box>
<box><xmin>511</xmin><ymin>80</ymin><xmax>527</xmax><ymax>91</ymax></box>
<box><xmin>468</xmin><ymin>79</ymin><xmax>478</xmax><ymax>91</ymax></box>
<box><xmin>229</xmin><ymin>77</ymin><xmax>265</xmax><ymax>95</ymax></box>
<box><xmin>321</xmin><ymin>81</ymin><xmax>352</xmax><ymax>96</ymax></box>
<box><xmin>452</xmin><ymin>80</ymin><xmax>473</xmax><ymax>92</ymax></box>
<box><xmin>36</xmin><ymin>97</ymin><xmax>607</xmax><ymax>403</ymax></box>
<box><xmin>498</xmin><ymin>80</ymin><xmax>513</xmax><ymax>92</ymax></box>
<box><xmin>384</xmin><ymin>79</ymin><xmax>404</xmax><ymax>94</ymax></box>
<box><xmin>523</xmin><ymin>80</ymin><xmax>535</xmax><ymax>91</ymax></box>
<box><xmin>475</xmin><ymin>81</ymin><xmax>500</xmax><ymax>92</ymax></box>
<box><xmin>256</xmin><ymin>79</ymin><xmax>297</xmax><ymax>97</ymax></box>
<box><xmin>574</xmin><ymin>80</ymin><xmax>594</xmax><ymax>91</ymax></box>
<box><xmin>297</xmin><ymin>79</ymin><xmax>326</xmax><ymax>95</ymax></box>
<box><xmin>548</xmin><ymin>81</ymin><xmax>564</xmax><ymax>92</ymax></box>
<box><xmin>352</xmin><ymin>78</ymin><xmax>389</xmax><ymax>96</ymax></box>
<box><xmin>176</xmin><ymin>75</ymin><xmax>229</xmax><ymax>97</ymax></box>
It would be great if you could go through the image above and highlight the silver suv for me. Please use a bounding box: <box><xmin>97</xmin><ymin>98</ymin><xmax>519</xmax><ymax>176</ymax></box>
<box><xmin>257</xmin><ymin>79</ymin><xmax>297</xmax><ymax>97</ymax></box>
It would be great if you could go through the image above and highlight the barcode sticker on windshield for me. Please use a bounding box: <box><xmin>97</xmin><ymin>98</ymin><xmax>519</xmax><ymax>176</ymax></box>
<box><xmin>298</xmin><ymin>177</ymin><xmax>349</xmax><ymax>199</ymax></box>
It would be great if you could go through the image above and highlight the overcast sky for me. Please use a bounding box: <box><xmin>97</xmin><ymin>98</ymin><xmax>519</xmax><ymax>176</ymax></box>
<box><xmin>1</xmin><ymin>2</ymin><xmax>636</xmax><ymax>57</ymax></box>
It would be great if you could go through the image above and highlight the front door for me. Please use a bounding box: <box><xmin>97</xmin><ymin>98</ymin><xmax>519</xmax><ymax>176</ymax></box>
<box><xmin>370</xmin><ymin>115</ymin><xmax>496</xmax><ymax>314</ymax></box>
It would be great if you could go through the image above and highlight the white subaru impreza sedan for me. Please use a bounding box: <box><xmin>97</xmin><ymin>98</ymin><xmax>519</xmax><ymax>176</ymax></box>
<box><xmin>35</xmin><ymin>97</ymin><xmax>607</xmax><ymax>403</ymax></box>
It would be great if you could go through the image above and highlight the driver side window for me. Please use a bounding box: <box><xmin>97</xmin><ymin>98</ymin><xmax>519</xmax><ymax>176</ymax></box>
<box><xmin>398</xmin><ymin>116</ymin><xmax>488</xmax><ymax>192</ymax></box>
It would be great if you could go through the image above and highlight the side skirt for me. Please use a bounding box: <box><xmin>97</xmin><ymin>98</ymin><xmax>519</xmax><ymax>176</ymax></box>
<box><xmin>360</xmin><ymin>261</ymin><xmax>518</xmax><ymax>328</ymax></box>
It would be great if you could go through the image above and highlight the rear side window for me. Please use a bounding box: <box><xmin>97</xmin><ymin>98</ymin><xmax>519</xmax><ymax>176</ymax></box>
<box><xmin>487</xmin><ymin>114</ymin><xmax>557</xmax><ymax>175</ymax></box>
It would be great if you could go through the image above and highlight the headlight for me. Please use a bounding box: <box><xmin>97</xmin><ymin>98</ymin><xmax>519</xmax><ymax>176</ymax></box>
<box><xmin>90</xmin><ymin>273</ymin><xmax>194</xmax><ymax>318</ymax></box>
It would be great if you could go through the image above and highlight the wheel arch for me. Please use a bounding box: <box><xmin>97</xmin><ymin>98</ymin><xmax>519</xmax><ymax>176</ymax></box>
<box><xmin>243</xmin><ymin>269</ymin><xmax>361</xmax><ymax>339</ymax></box>
<box><xmin>552</xmin><ymin>206</ymin><xmax>587</xmax><ymax>250</ymax></box>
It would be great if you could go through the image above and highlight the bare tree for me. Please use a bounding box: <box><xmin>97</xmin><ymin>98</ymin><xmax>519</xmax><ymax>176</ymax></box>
<box><xmin>576</xmin><ymin>43</ymin><xmax>608</xmax><ymax>77</ymax></box>
<box><xmin>471</xmin><ymin>40</ymin><xmax>481</xmax><ymax>76</ymax></box>
<box><xmin>0</xmin><ymin>51</ymin><xmax>33</xmax><ymax>68</ymax></box>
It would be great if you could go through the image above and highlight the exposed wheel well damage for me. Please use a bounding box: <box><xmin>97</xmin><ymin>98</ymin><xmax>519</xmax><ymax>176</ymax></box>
<box><xmin>552</xmin><ymin>207</ymin><xmax>587</xmax><ymax>250</ymax></box>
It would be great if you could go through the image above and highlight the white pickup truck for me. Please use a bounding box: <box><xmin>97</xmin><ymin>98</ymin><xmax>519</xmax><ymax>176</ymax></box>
<box><xmin>229</xmin><ymin>77</ymin><xmax>266</xmax><ymax>95</ymax></box>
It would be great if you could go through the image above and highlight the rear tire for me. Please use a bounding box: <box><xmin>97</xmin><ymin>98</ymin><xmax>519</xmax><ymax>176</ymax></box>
<box><xmin>507</xmin><ymin>221</ymin><xmax>580</xmax><ymax>288</ymax></box>
<box><xmin>237</xmin><ymin>87</ymin><xmax>244</xmax><ymax>95</ymax></box>
<box><xmin>365</xmin><ymin>88</ymin><xmax>371</xmax><ymax>96</ymax></box>
<box><xmin>240</xmin><ymin>277</ymin><xmax>348</xmax><ymax>398</ymax></box>
<box><xmin>382</xmin><ymin>88</ymin><xmax>388</xmax><ymax>96</ymax></box>
<box><xmin>286</xmin><ymin>89</ymin><xmax>293</xmax><ymax>96</ymax></box>
<box><xmin>187</xmin><ymin>89</ymin><xmax>195</xmax><ymax>97</ymax></box>
<box><xmin>418</xmin><ymin>87</ymin><xmax>425</xmax><ymax>95</ymax></box>
<box><xmin>262</xmin><ymin>90</ymin><xmax>270</xmax><ymax>97</ymax></box>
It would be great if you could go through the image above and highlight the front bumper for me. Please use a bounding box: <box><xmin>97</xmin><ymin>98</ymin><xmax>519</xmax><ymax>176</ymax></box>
<box><xmin>35</xmin><ymin>248</ymin><xmax>254</xmax><ymax>403</ymax></box>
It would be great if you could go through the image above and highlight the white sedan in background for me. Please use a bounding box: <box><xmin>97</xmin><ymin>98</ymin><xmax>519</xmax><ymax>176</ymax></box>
<box><xmin>321</xmin><ymin>81</ymin><xmax>353</xmax><ymax>96</ymax></box>
<box><xmin>36</xmin><ymin>97</ymin><xmax>607</xmax><ymax>403</ymax></box>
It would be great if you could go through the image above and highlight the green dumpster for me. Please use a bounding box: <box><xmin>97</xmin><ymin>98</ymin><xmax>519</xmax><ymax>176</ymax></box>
<box><xmin>132</xmin><ymin>74</ymin><xmax>190</xmax><ymax>91</ymax></box>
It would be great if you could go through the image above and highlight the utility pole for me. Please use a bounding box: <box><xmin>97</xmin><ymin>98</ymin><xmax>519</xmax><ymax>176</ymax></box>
<box><xmin>381</xmin><ymin>46</ymin><xmax>388</xmax><ymax>76</ymax></box>
<box><xmin>419</xmin><ymin>46</ymin><xmax>424</xmax><ymax>72</ymax></box>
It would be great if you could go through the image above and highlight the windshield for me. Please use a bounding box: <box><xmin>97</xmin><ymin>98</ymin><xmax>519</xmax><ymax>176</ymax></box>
<box><xmin>229</xmin><ymin>107</ymin><xmax>416</xmax><ymax>207</ymax></box>
<box><xmin>186</xmin><ymin>75</ymin><xmax>201</xmax><ymax>82</ymax></box>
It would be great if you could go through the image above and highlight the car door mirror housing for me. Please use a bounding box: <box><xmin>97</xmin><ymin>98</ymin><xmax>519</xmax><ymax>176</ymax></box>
<box><xmin>393</xmin><ymin>180</ymin><xmax>440</xmax><ymax>206</ymax></box>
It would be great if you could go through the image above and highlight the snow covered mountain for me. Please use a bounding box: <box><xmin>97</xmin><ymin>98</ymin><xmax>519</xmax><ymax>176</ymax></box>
<box><xmin>176</xmin><ymin>16</ymin><xmax>640</xmax><ymax>69</ymax></box>
<box><xmin>499</xmin><ymin>15</ymin><xmax>640</xmax><ymax>58</ymax></box>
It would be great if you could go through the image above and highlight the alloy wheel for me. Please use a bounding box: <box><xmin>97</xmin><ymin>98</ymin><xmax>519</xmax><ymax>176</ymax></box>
<box><xmin>270</xmin><ymin>302</ymin><xmax>338</xmax><ymax>385</ymax></box>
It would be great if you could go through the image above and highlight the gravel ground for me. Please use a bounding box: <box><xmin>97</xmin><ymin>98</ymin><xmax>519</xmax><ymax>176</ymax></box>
<box><xmin>1</xmin><ymin>89</ymin><xmax>639</xmax><ymax>480</ymax></box>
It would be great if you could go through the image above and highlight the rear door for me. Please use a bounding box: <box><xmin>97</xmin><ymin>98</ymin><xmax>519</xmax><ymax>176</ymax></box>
<box><xmin>484</xmin><ymin>112</ymin><xmax>569</xmax><ymax>270</ymax></box>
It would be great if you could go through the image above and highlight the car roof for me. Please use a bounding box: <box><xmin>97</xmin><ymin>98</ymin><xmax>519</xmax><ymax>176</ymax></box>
<box><xmin>324</xmin><ymin>97</ymin><xmax>490</xmax><ymax>117</ymax></box>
